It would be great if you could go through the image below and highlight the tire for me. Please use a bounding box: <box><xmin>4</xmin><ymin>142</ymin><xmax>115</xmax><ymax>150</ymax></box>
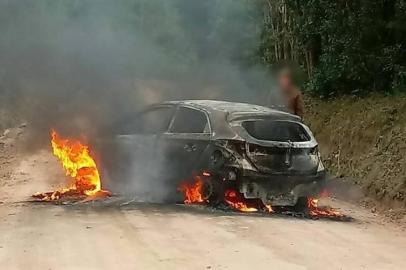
<box><xmin>201</xmin><ymin>177</ymin><xmax>226</xmax><ymax>205</ymax></box>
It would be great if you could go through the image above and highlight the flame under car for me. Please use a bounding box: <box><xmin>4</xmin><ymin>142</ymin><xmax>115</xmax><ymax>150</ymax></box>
<box><xmin>105</xmin><ymin>100</ymin><xmax>326</xmax><ymax>207</ymax></box>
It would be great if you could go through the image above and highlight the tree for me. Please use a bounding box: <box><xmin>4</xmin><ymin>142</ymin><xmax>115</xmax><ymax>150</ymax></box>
<box><xmin>260</xmin><ymin>0</ymin><xmax>406</xmax><ymax>96</ymax></box>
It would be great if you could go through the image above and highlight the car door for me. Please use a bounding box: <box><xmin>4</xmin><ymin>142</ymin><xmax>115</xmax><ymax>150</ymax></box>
<box><xmin>157</xmin><ymin>106</ymin><xmax>211</xmax><ymax>182</ymax></box>
<box><xmin>113</xmin><ymin>105</ymin><xmax>175</xmax><ymax>185</ymax></box>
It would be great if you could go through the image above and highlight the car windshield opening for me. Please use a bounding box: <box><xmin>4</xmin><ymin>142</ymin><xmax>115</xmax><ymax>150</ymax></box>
<box><xmin>241</xmin><ymin>120</ymin><xmax>310</xmax><ymax>142</ymax></box>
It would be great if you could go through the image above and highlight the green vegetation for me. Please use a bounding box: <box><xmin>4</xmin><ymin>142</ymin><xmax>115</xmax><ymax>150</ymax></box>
<box><xmin>306</xmin><ymin>95</ymin><xmax>406</xmax><ymax>208</ymax></box>
<box><xmin>260</xmin><ymin>0</ymin><xmax>406</xmax><ymax>96</ymax></box>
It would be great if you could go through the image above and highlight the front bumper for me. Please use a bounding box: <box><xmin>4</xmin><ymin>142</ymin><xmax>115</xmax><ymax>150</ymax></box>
<box><xmin>239</xmin><ymin>171</ymin><xmax>326</xmax><ymax>206</ymax></box>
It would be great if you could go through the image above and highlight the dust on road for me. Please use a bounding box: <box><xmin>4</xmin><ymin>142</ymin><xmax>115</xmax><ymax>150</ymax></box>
<box><xmin>0</xmin><ymin>138</ymin><xmax>405</xmax><ymax>270</ymax></box>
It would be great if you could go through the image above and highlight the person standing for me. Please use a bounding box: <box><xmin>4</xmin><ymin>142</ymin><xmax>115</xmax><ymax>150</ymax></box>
<box><xmin>277</xmin><ymin>69</ymin><xmax>305</xmax><ymax>118</ymax></box>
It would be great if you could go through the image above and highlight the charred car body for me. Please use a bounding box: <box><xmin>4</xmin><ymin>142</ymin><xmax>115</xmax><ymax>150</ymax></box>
<box><xmin>107</xmin><ymin>100</ymin><xmax>326</xmax><ymax>207</ymax></box>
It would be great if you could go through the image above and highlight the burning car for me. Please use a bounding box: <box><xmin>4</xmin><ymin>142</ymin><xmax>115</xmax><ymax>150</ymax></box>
<box><xmin>107</xmin><ymin>100</ymin><xmax>326</xmax><ymax>208</ymax></box>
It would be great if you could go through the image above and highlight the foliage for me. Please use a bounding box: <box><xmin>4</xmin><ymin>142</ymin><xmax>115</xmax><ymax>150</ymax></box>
<box><xmin>260</xmin><ymin>0</ymin><xmax>406</xmax><ymax>96</ymax></box>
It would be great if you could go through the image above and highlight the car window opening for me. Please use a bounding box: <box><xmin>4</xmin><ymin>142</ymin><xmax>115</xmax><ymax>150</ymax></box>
<box><xmin>120</xmin><ymin>106</ymin><xmax>174</xmax><ymax>135</ymax></box>
<box><xmin>242</xmin><ymin>120</ymin><xmax>310</xmax><ymax>142</ymax></box>
<box><xmin>171</xmin><ymin>107</ymin><xmax>209</xmax><ymax>134</ymax></box>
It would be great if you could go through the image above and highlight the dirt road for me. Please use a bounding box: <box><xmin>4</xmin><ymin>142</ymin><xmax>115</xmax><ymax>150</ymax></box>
<box><xmin>1</xmin><ymin>148</ymin><xmax>406</xmax><ymax>270</ymax></box>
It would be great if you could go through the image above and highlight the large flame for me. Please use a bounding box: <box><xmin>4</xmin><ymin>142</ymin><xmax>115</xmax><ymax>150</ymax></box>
<box><xmin>50</xmin><ymin>130</ymin><xmax>101</xmax><ymax>195</ymax></box>
<box><xmin>33</xmin><ymin>130</ymin><xmax>110</xmax><ymax>201</ymax></box>
<box><xmin>178</xmin><ymin>175</ymin><xmax>206</xmax><ymax>204</ymax></box>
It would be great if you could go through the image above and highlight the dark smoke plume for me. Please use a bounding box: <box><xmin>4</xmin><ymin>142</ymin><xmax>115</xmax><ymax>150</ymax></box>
<box><xmin>0</xmin><ymin>0</ymin><xmax>280</xmax><ymax>201</ymax></box>
<box><xmin>0</xmin><ymin>0</ymin><xmax>276</xmax><ymax>141</ymax></box>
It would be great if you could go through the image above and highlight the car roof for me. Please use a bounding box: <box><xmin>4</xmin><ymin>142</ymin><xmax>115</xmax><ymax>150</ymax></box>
<box><xmin>148</xmin><ymin>100</ymin><xmax>311</xmax><ymax>145</ymax></box>
<box><xmin>163</xmin><ymin>100</ymin><xmax>297</xmax><ymax>118</ymax></box>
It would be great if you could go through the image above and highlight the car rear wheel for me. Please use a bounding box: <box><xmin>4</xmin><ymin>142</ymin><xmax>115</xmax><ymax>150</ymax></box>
<box><xmin>201</xmin><ymin>177</ymin><xmax>225</xmax><ymax>205</ymax></box>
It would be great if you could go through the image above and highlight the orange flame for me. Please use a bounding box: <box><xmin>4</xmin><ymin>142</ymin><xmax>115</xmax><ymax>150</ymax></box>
<box><xmin>178</xmin><ymin>174</ymin><xmax>273</xmax><ymax>212</ymax></box>
<box><xmin>307</xmin><ymin>197</ymin><xmax>343</xmax><ymax>218</ymax></box>
<box><xmin>178</xmin><ymin>176</ymin><xmax>205</xmax><ymax>204</ymax></box>
<box><xmin>177</xmin><ymin>175</ymin><xmax>345</xmax><ymax>219</ymax></box>
<box><xmin>224</xmin><ymin>190</ymin><xmax>259</xmax><ymax>212</ymax></box>
<box><xmin>50</xmin><ymin>130</ymin><xmax>101</xmax><ymax>195</ymax></box>
<box><xmin>32</xmin><ymin>130</ymin><xmax>110</xmax><ymax>201</ymax></box>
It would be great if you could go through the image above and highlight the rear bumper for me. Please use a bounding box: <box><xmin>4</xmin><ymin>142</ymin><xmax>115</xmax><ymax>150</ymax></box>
<box><xmin>239</xmin><ymin>170</ymin><xmax>326</xmax><ymax>206</ymax></box>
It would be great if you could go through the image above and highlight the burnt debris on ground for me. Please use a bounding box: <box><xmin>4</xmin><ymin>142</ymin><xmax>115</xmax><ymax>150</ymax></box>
<box><xmin>29</xmin><ymin>194</ymin><xmax>352</xmax><ymax>222</ymax></box>
<box><xmin>203</xmin><ymin>201</ymin><xmax>353</xmax><ymax>222</ymax></box>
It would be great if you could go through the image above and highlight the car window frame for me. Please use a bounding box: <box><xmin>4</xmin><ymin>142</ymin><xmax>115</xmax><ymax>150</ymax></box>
<box><xmin>167</xmin><ymin>105</ymin><xmax>212</xmax><ymax>135</ymax></box>
<box><xmin>122</xmin><ymin>104</ymin><xmax>175</xmax><ymax>135</ymax></box>
<box><xmin>241</xmin><ymin>119</ymin><xmax>311</xmax><ymax>143</ymax></box>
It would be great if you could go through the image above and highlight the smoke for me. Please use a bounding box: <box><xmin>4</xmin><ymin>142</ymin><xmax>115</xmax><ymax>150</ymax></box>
<box><xmin>0</xmin><ymin>0</ymin><xmax>281</xmax><ymax>201</ymax></box>
<box><xmin>0</xmin><ymin>0</ymin><xmax>276</xmax><ymax>136</ymax></box>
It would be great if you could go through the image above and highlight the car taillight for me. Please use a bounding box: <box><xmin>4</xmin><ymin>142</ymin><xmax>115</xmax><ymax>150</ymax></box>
<box><xmin>310</xmin><ymin>146</ymin><xmax>325</xmax><ymax>172</ymax></box>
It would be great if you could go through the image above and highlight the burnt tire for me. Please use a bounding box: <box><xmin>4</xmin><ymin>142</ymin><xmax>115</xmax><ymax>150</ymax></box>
<box><xmin>201</xmin><ymin>177</ymin><xmax>225</xmax><ymax>205</ymax></box>
<box><xmin>294</xmin><ymin>197</ymin><xmax>309</xmax><ymax>212</ymax></box>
